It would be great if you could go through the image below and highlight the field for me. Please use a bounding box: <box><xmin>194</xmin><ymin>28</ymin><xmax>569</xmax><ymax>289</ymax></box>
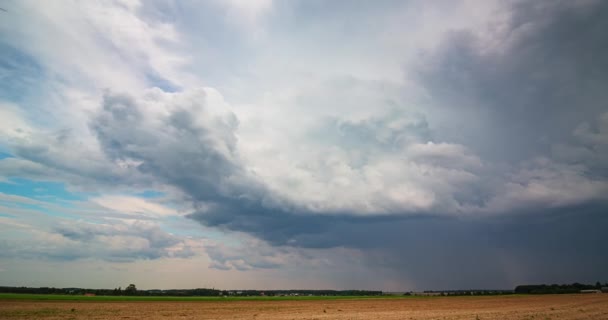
<box><xmin>0</xmin><ymin>293</ymin><xmax>390</xmax><ymax>302</ymax></box>
<box><xmin>1</xmin><ymin>294</ymin><xmax>607</xmax><ymax>319</ymax></box>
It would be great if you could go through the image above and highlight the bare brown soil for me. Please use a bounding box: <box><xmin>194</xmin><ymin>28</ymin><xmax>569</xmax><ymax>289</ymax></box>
<box><xmin>1</xmin><ymin>294</ymin><xmax>608</xmax><ymax>319</ymax></box>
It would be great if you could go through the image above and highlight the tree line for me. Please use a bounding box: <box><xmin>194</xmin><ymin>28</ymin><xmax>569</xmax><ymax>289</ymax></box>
<box><xmin>514</xmin><ymin>282</ymin><xmax>608</xmax><ymax>294</ymax></box>
<box><xmin>2</xmin><ymin>282</ymin><xmax>606</xmax><ymax>296</ymax></box>
<box><xmin>0</xmin><ymin>285</ymin><xmax>381</xmax><ymax>297</ymax></box>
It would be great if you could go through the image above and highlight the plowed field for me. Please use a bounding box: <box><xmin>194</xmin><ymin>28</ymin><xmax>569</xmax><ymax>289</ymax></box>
<box><xmin>1</xmin><ymin>294</ymin><xmax>607</xmax><ymax>319</ymax></box>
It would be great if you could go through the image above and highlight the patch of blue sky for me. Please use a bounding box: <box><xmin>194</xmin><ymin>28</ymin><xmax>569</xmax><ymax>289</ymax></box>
<box><xmin>0</xmin><ymin>178</ymin><xmax>87</xmax><ymax>203</ymax></box>
<box><xmin>0</xmin><ymin>199</ymin><xmax>73</xmax><ymax>220</ymax></box>
<box><xmin>1</xmin><ymin>201</ymin><xmax>48</xmax><ymax>212</ymax></box>
<box><xmin>0</xmin><ymin>42</ymin><xmax>45</xmax><ymax>104</ymax></box>
<box><xmin>0</xmin><ymin>150</ymin><xmax>13</xmax><ymax>160</ymax></box>
<box><xmin>136</xmin><ymin>190</ymin><xmax>166</xmax><ymax>199</ymax></box>
<box><xmin>146</xmin><ymin>71</ymin><xmax>179</xmax><ymax>92</ymax></box>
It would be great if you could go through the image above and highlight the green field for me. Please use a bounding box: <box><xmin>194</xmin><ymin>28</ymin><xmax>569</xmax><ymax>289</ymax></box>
<box><xmin>0</xmin><ymin>293</ymin><xmax>413</xmax><ymax>302</ymax></box>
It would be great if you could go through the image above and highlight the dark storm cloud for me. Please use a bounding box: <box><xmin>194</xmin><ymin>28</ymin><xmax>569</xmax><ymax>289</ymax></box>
<box><xmin>91</xmin><ymin>89</ymin><xmax>248</xmax><ymax>204</ymax></box>
<box><xmin>90</xmin><ymin>89</ymin><xmax>362</xmax><ymax>247</ymax></box>
<box><xmin>418</xmin><ymin>0</ymin><xmax>608</xmax><ymax>163</ymax></box>
<box><xmin>384</xmin><ymin>0</ymin><xmax>608</xmax><ymax>287</ymax></box>
<box><xmin>353</xmin><ymin>204</ymin><xmax>608</xmax><ymax>288</ymax></box>
<box><xmin>89</xmin><ymin>89</ymin><xmax>411</xmax><ymax>248</ymax></box>
<box><xmin>194</xmin><ymin>199</ymin><xmax>608</xmax><ymax>288</ymax></box>
<box><xmin>82</xmin><ymin>0</ymin><xmax>608</xmax><ymax>288</ymax></box>
<box><xmin>200</xmin><ymin>0</ymin><xmax>607</xmax><ymax>287</ymax></box>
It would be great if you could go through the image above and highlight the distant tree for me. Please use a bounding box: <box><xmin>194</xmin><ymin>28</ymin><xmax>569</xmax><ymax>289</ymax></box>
<box><xmin>125</xmin><ymin>284</ymin><xmax>137</xmax><ymax>296</ymax></box>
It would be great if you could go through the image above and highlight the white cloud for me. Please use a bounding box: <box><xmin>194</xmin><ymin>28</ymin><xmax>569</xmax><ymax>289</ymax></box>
<box><xmin>220</xmin><ymin>0</ymin><xmax>273</xmax><ymax>37</ymax></box>
<box><xmin>0</xmin><ymin>212</ymin><xmax>199</xmax><ymax>262</ymax></box>
<box><xmin>91</xmin><ymin>195</ymin><xmax>179</xmax><ymax>218</ymax></box>
<box><xmin>0</xmin><ymin>102</ymin><xmax>32</xmax><ymax>140</ymax></box>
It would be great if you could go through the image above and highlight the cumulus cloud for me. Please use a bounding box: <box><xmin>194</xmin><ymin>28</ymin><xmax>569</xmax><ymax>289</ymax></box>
<box><xmin>90</xmin><ymin>88</ymin><xmax>258</xmax><ymax>205</ymax></box>
<box><xmin>0</xmin><ymin>216</ymin><xmax>197</xmax><ymax>262</ymax></box>
<box><xmin>205</xmin><ymin>241</ymin><xmax>284</xmax><ymax>271</ymax></box>
<box><xmin>81</xmin><ymin>0</ymin><xmax>608</xmax><ymax>257</ymax></box>
<box><xmin>2</xmin><ymin>0</ymin><xmax>608</xmax><ymax>290</ymax></box>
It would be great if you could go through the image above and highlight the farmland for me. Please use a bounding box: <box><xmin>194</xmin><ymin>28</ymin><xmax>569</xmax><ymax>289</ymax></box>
<box><xmin>0</xmin><ymin>293</ymin><xmax>394</xmax><ymax>302</ymax></box>
<box><xmin>1</xmin><ymin>294</ymin><xmax>607</xmax><ymax>319</ymax></box>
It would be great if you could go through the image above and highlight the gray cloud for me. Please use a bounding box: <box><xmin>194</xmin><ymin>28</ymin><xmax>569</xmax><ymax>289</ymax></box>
<box><xmin>205</xmin><ymin>243</ymin><xmax>283</xmax><ymax>271</ymax></box>
<box><xmin>0</xmin><ymin>219</ymin><xmax>196</xmax><ymax>262</ymax></box>
<box><xmin>84</xmin><ymin>0</ymin><xmax>608</xmax><ymax>286</ymax></box>
<box><xmin>418</xmin><ymin>0</ymin><xmax>608</xmax><ymax>163</ymax></box>
<box><xmin>194</xmin><ymin>0</ymin><xmax>608</xmax><ymax>287</ymax></box>
<box><xmin>91</xmin><ymin>89</ymin><xmax>253</xmax><ymax>204</ymax></box>
<box><xmin>195</xmin><ymin>201</ymin><xmax>608</xmax><ymax>289</ymax></box>
<box><xmin>2</xmin><ymin>0</ymin><xmax>607</xmax><ymax>290</ymax></box>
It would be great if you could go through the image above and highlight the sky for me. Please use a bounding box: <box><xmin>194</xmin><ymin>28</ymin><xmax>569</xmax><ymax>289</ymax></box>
<box><xmin>0</xmin><ymin>0</ymin><xmax>607</xmax><ymax>291</ymax></box>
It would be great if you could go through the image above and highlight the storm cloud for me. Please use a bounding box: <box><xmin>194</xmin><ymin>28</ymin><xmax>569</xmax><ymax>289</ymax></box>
<box><xmin>80</xmin><ymin>0</ymin><xmax>608</xmax><ymax>288</ymax></box>
<box><xmin>1</xmin><ymin>0</ymin><xmax>607</xmax><ymax>290</ymax></box>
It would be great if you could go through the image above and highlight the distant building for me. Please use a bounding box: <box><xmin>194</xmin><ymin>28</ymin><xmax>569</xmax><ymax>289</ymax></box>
<box><xmin>413</xmin><ymin>292</ymin><xmax>442</xmax><ymax>296</ymax></box>
<box><xmin>580</xmin><ymin>290</ymin><xmax>601</xmax><ymax>294</ymax></box>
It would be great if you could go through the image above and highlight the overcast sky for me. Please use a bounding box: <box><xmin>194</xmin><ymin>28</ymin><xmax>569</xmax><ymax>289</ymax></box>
<box><xmin>0</xmin><ymin>0</ymin><xmax>607</xmax><ymax>291</ymax></box>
